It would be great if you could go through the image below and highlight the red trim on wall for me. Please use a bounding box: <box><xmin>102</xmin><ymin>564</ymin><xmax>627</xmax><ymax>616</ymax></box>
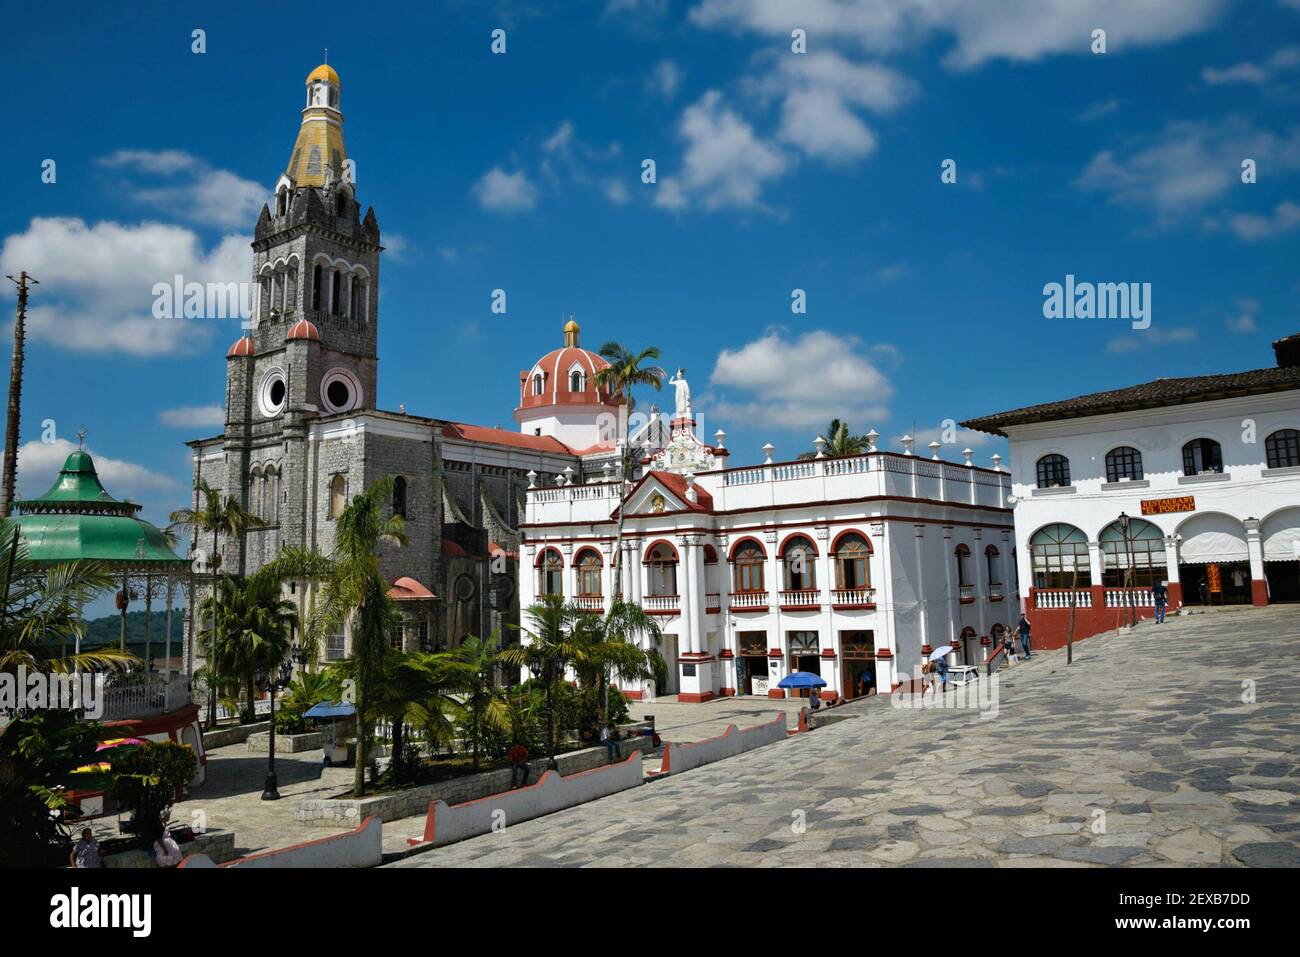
<box><xmin>534</xmin><ymin>545</ymin><xmax>564</xmax><ymax>568</ymax></box>
<box><xmin>641</xmin><ymin>538</ymin><xmax>680</xmax><ymax>563</ymax></box>
<box><xmin>678</xmin><ymin>691</ymin><xmax>716</xmax><ymax>703</ymax></box>
<box><xmin>778</xmin><ymin>531</ymin><xmax>819</xmax><ymax>556</ymax></box>
<box><xmin>718</xmin><ymin>649</ymin><xmax>734</xmax><ymax>659</ymax></box>
<box><xmin>831</xmin><ymin>602</ymin><xmax>877</xmax><ymax>610</ymax></box>
<box><xmin>1252</xmin><ymin>579</ymin><xmax>1269</xmax><ymax>606</ymax></box>
<box><xmin>767</xmin><ymin>649</ymin><xmax>783</xmax><ymax>658</ymax></box>
<box><xmin>727</xmin><ymin>535</ymin><xmax>767</xmax><ymax>561</ymax></box>
<box><xmin>767</xmin><ymin>689</ymin><xmax>786</xmax><ymax>698</ymax></box>
<box><xmin>830</xmin><ymin>527</ymin><xmax>874</xmax><ymax>553</ymax></box>
<box><xmin>719</xmin><ymin>687</ymin><xmax>736</xmax><ymax>697</ymax></box>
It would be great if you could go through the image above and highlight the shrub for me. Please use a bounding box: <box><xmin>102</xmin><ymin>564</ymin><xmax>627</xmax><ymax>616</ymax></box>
<box><xmin>111</xmin><ymin>741</ymin><xmax>198</xmax><ymax>848</ymax></box>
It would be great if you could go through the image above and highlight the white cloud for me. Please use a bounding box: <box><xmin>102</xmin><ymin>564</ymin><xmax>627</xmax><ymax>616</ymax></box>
<box><xmin>1226</xmin><ymin>298</ymin><xmax>1259</xmax><ymax>334</ymax></box>
<box><xmin>708</xmin><ymin>329</ymin><xmax>893</xmax><ymax>431</ymax></box>
<box><xmin>1077</xmin><ymin>97</ymin><xmax>1120</xmax><ymax>122</ymax></box>
<box><xmin>1202</xmin><ymin>46</ymin><xmax>1300</xmax><ymax>86</ymax></box>
<box><xmin>98</xmin><ymin>149</ymin><xmax>265</xmax><ymax>230</ymax></box>
<box><xmin>1226</xmin><ymin>201</ymin><xmax>1300</xmax><ymax>241</ymax></box>
<box><xmin>158</xmin><ymin>405</ymin><xmax>224</xmax><ymax>428</ymax></box>
<box><xmin>1106</xmin><ymin>326</ymin><xmax>1199</xmax><ymax>354</ymax></box>
<box><xmin>648</xmin><ymin>59</ymin><xmax>683</xmax><ymax>99</ymax></box>
<box><xmin>895</xmin><ymin>423</ymin><xmax>994</xmax><ymax>451</ymax></box>
<box><xmin>688</xmin><ymin>0</ymin><xmax>1226</xmax><ymax>70</ymax></box>
<box><xmin>656</xmin><ymin>91</ymin><xmax>789</xmax><ymax>212</ymax></box>
<box><xmin>473</xmin><ymin>167</ymin><xmax>538</xmax><ymax>213</ymax></box>
<box><xmin>1076</xmin><ymin>118</ymin><xmax>1300</xmax><ymax>219</ymax></box>
<box><xmin>16</xmin><ymin>438</ymin><xmax>179</xmax><ymax>502</ymax></box>
<box><xmin>0</xmin><ymin>217</ymin><xmax>250</xmax><ymax>355</ymax></box>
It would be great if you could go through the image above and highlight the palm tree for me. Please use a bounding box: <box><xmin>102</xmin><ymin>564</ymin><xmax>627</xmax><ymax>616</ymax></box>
<box><xmin>275</xmin><ymin>477</ymin><xmax>407</xmax><ymax>797</ymax></box>
<box><xmin>799</xmin><ymin>419</ymin><xmax>870</xmax><ymax>459</ymax></box>
<box><xmin>438</xmin><ymin>634</ymin><xmax>510</xmax><ymax>770</ymax></box>
<box><xmin>576</xmin><ymin>599</ymin><xmax>659</xmax><ymax>727</ymax></box>
<box><xmin>593</xmin><ymin>342</ymin><xmax>665</xmax><ymax>596</ymax></box>
<box><xmin>170</xmin><ymin>481</ymin><xmax>267</xmax><ymax>725</ymax></box>
<box><xmin>199</xmin><ymin>573</ymin><xmax>296</xmax><ymax>722</ymax></box>
<box><xmin>499</xmin><ymin>594</ymin><xmax>587</xmax><ymax>770</ymax></box>
<box><xmin>0</xmin><ymin>521</ymin><xmax>126</xmax><ymax>674</ymax></box>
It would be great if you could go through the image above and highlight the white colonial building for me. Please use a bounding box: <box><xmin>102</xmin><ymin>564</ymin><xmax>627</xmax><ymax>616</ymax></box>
<box><xmin>519</xmin><ymin>351</ymin><xmax>1018</xmax><ymax>702</ymax></box>
<box><xmin>962</xmin><ymin>333</ymin><xmax>1300</xmax><ymax>647</ymax></box>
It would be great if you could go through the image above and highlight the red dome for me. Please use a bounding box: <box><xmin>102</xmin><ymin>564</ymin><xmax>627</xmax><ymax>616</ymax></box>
<box><xmin>286</xmin><ymin>318</ymin><xmax>320</xmax><ymax>341</ymax></box>
<box><xmin>227</xmin><ymin>335</ymin><xmax>254</xmax><ymax>357</ymax></box>
<box><xmin>516</xmin><ymin>320</ymin><xmax>617</xmax><ymax>412</ymax></box>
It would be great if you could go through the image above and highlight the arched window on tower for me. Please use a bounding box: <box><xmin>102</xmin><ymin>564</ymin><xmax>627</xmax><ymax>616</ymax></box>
<box><xmin>336</xmin><ymin>193</ymin><xmax>346</xmax><ymax>217</ymax></box>
<box><xmin>391</xmin><ymin>476</ymin><xmax>407</xmax><ymax>518</ymax></box>
<box><xmin>349</xmin><ymin>277</ymin><xmax>360</xmax><ymax>319</ymax></box>
<box><xmin>276</xmin><ymin>188</ymin><xmax>288</xmax><ymax>217</ymax></box>
<box><xmin>312</xmin><ymin>264</ymin><xmax>322</xmax><ymax>312</ymax></box>
<box><xmin>533</xmin><ymin>373</ymin><xmax>544</xmax><ymax>396</ymax></box>
<box><xmin>329</xmin><ymin>474</ymin><xmax>347</xmax><ymax>520</ymax></box>
<box><xmin>330</xmin><ymin>271</ymin><xmax>341</xmax><ymax>316</ymax></box>
<box><xmin>570</xmin><ymin>370</ymin><xmax>584</xmax><ymax>392</ymax></box>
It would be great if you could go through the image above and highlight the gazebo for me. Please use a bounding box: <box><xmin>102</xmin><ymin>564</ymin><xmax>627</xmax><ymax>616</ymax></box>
<box><xmin>12</xmin><ymin>448</ymin><xmax>190</xmax><ymax>676</ymax></box>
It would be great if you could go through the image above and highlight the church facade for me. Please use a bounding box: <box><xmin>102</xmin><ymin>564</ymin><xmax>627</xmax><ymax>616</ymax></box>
<box><xmin>184</xmin><ymin>64</ymin><xmax>624</xmax><ymax>665</ymax></box>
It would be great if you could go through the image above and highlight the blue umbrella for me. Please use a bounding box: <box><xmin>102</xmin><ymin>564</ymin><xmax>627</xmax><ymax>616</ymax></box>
<box><xmin>777</xmin><ymin>671</ymin><xmax>827</xmax><ymax>689</ymax></box>
<box><xmin>304</xmin><ymin>701</ymin><xmax>356</xmax><ymax>719</ymax></box>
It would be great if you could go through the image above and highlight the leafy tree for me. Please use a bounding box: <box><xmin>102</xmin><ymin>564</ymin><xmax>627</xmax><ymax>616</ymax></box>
<box><xmin>170</xmin><ymin>481</ymin><xmax>267</xmax><ymax>724</ymax></box>
<box><xmin>111</xmin><ymin>740</ymin><xmax>198</xmax><ymax>848</ymax></box>
<box><xmin>593</xmin><ymin>342</ymin><xmax>665</xmax><ymax>595</ymax></box>
<box><xmin>436</xmin><ymin>633</ymin><xmax>510</xmax><ymax>770</ymax></box>
<box><xmin>498</xmin><ymin>594</ymin><xmax>587</xmax><ymax>769</ymax></box>
<box><xmin>198</xmin><ymin>573</ymin><xmax>296</xmax><ymax>723</ymax></box>
<box><xmin>0</xmin><ymin>521</ymin><xmax>125</xmax><ymax>674</ymax></box>
<box><xmin>798</xmin><ymin>419</ymin><xmax>871</xmax><ymax>459</ymax></box>
<box><xmin>574</xmin><ymin>598</ymin><xmax>658</xmax><ymax>727</ymax></box>
<box><xmin>0</xmin><ymin>709</ymin><xmax>102</xmax><ymax>867</ymax></box>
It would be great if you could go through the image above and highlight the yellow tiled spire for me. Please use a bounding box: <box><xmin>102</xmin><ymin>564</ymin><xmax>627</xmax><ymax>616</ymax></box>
<box><xmin>286</xmin><ymin>63</ymin><xmax>347</xmax><ymax>188</ymax></box>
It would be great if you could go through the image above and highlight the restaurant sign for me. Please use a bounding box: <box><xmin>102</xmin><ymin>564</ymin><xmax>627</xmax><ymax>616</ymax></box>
<box><xmin>1140</xmin><ymin>496</ymin><xmax>1196</xmax><ymax>516</ymax></box>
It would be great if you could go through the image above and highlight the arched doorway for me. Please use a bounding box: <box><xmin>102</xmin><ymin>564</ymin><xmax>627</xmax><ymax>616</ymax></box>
<box><xmin>1263</xmin><ymin>507</ymin><xmax>1300</xmax><ymax>602</ymax></box>
<box><xmin>1176</xmin><ymin>513</ymin><xmax>1249</xmax><ymax>606</ymax></box>
<box><xmin>958</xmin><ymin>626</ymin><xmax>978</xmax><ymax>664</ymax></box>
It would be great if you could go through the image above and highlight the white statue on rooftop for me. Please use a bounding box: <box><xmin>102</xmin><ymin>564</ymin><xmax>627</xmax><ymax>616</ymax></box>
<box><xmin>672</xmin><ymin>368</ymin><xmax>691</xmax><ymax>419</ymax></box>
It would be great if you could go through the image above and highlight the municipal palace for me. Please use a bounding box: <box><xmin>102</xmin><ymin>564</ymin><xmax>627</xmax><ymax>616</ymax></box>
<box><xmin>164</xmin><ymin>62</ymin><xmax>1300</xmax><ymax>708</ymax></box>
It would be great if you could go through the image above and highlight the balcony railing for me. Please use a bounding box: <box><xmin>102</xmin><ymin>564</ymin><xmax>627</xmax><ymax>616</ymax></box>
<box><xmin>1034</xmin><ymin>589</ymin><xmax>1092</xmax><ymax>609</ymax></box>
<box><xmin>988</xmin><ymin>583</ymin><xmax>1004</xmax><ymax>601</ymax></box>
<box><xmin>705</xmin><ymin>592</ymin><xmax>720</xmax><ymax>611</ymax></box>
<box><xmin>729</xmin><ymin>591</ymin><xmax>769</xmax><ymax>609</ymax></box>
<box><xmin>644</xmin><ymin>594</ymin><xmax>679</xmax><ymax>613</ymax></box>
<box><xmin>1105</xmin><ymin>588</ymin><xmax>1154</xmax><ymax>608</ymax></box>
<box><xmin>831</xmin><ymin>587</ymin><xmax>876</xmax><ymax>607</ymax></box>
<box><xmin>779</xmin><ymin>589</ymin><xmax>821</xmax><ymax>608</ymax></box>
<box><xmin>574</xmin><ymin>595</ymin><xmax>604</xmax><ymax>611</ymax></box>
<box><xmin>959</xmin><ymin>583</ymin><xmax>975</xmax><ymax>603</ymax></box>
<box><xmin>99</xmin><ymin>673</ymin><xmax>193</xmax><ymax>721</ymax></box>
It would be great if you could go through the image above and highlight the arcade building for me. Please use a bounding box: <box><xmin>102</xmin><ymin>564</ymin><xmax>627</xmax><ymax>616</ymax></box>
<box><xmin>962</xmin><ymin>333</ymin><xmax>1300</xmax><ymax>647</ymax></box>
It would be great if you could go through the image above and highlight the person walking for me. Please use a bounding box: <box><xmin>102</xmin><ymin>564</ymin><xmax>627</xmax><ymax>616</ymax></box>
<box><xmin>69</xmin><ymin>828</ymin><xmax>102</xmax><ymax>869</ymax></box>
<box><xmin>1198</xmin><ymin>578</ymin><xmax>1210</xmax><ymax>607</ymax></box>
<box><xmin>1017</xmin><ymin>614</ymin><xmax>1033</xmax><ymax>659</ymax></box>
<box><xmin>1153</xmin><ymin>580</ymin><xmax>1169</xmax><ymax>623</ymax></box>
<box><xmin>508</xmin><ymin>742</ymin><xmax>530</xmax><ymax>788</ymax></box>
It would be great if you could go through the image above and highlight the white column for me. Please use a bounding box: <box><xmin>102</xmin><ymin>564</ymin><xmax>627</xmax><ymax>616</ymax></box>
<box><xmin>973</xmin><ymin>531</ymin><xmax>988</xmax><ymax>639</ymax></box>
<box><xmin>873</xmin><ymin>521</ymin><xmax>896</xmax><ymax>691</ymax></box>
<box><xmin>678</xmin><ymin>537</ymin><xmax>697</xmax><ymax>654</ymax></box>
<box><xmin>941</xmin><ymin>526</ymin><xmax>957</xmax><ymax>648</ymax></box>
<box><xmin>1088</xmin><ymin>540</ymin><xmax>1104</xmax><ymax>588</ymax></box>
<box><xmin>602</xmin><ymin>543</ymin><xmax>615</xmax><ymax>612</ymax></box>
<box><xmin>1163</xmin><ymin>536</ymin><xmax>1180</xmax><ymax>585</ymax></box>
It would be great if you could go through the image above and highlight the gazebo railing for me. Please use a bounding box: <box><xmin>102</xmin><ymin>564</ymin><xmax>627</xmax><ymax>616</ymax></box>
<box><xmin>99</xmin><ymin>672</ymin><xmax>192</xmax><ymax>721</ymax></box>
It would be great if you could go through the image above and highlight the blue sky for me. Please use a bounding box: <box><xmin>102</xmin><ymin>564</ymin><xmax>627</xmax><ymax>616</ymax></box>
<box><xmin>2</xmin><ymin>0</ymin><xmax>1298</xmax><ymax>541</ymax></box>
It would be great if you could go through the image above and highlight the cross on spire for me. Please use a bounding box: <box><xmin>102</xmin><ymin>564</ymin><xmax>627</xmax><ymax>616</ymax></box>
<box><xmin>76</xmin><ymin>426</ymin><xmax>87</xmax><ymax>449</ymax></box>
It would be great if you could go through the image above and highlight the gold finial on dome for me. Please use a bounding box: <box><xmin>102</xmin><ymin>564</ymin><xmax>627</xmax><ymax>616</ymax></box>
<box><xmin>563</xmin><ymin>314</ymin><xmax>580</xmax><ymax>347</ymax></box>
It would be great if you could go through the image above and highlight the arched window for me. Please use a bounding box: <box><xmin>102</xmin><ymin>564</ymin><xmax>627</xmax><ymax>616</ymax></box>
<box><xmin>336</xmin><ymin>193</ymin><xmax>346</xmax><ymax>216</ymax></box>
<box><xmin>533</xmin><ymin>373</ymin><xmax>544</xmax><ymax>396</ymax></box>
<box><xmin>1029</xmin><ymin>523</ymin><xmax>1091</xmax><ymax>588</ymax></box>
<box><xmin>1035</xmin><ymin>454</ymin><xmax>1071</xmax><ymax>489</ymax></box>
<box><xmin>732</xmin><ymin>541</ymin><xmax>765</xmax><ymax>593</ymax></box>
<box><xmin>569</xmin><ymin>370</ymin><xmax>584</xmax><ymax>392</ymax></box>
<box><xmin>265</xmin><ymin>467</ymin><xmax>279</xmax><ymax>525</ymax></box>
<box><xmin>391</xmin><ymin>476</ymin><xmax>407</xmax><ymax>518</ymax></box>
<box><xmin>539</xmin><ymin>550</ymin><xmax>563</xmax><ymax>596</ymax></box>
<box><xmin>833</xmin><ymin>534</ymin><xmax>871</xmax><ymax>590</ymax></box>
<box><xmin>1105</xmin><ymin>446</ymin><xmax>1144</xmax><ymax>483</ymax></box>
<box><xmin>1182</xmin><ymin>438</ymin><xmax>1222</xmax><ymax>476</ymax></box>
<box><xmin>985</xmin><ymin>544</ymin><xmax>1001</xmax><ymax>585</ymax></box>
<box><xmin>782</xmin><ymin>537</ymin><xmax>816</xmax><ymax>591</ymax></box>
<box><xmin>330</xmin><ymin>271</ymin><xmax>341</xmax><ymax>315</ymax></box>
<box><xmin>645</xmin><ymin>542</ymin><xmax>677</xmax><ymax>596</ymax></box>
<box><xmin>1265</xmin><ymin>429</ymin><xmax>1300</xmax><ymax>469</ymax></box>
<box><xmin>329</xmin><ymin>474</ymin><xmax>347</xmax><ymax>520</ymax></box>
<box><xmin>349</xmin><ymin>277</ymin><xmax>360</xmax><ymax>318</ymax></box>
<box><xmin>1100</xmin><ymin>517</ymin><xmax>1167</xmax><ymax>588</ymax></box>
<box><xmin>249</xmin><ymin>467</ymin><xmax>263</xmax><ymax>518</ymax></box>
<box><xmin>576</xmin><ymin>549</ymin><xmax>602</xmax><ymax>597</ymax></box>
<box><xmin>955</xmin><ymin>543</ymin><xmax>971</xmax><ymax>586</ymax></box>
<box><xmin>311</xmin><ymin>264</ymin><xmax>322</xmax><ymax>311</ymax></box>
<box><xmin>276</xmin><ymin>188</ymin><xmax>288</xmax><ymax>216</ymax></box>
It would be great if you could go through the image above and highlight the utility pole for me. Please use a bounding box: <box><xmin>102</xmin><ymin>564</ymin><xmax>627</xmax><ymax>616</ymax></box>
<box><xmin>1</xmin><ymin>272</ymin><xmax>37</xmax><ymax>518</ymax></box>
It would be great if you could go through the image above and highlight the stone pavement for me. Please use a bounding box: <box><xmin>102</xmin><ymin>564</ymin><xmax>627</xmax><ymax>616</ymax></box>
<box><xmin>392</xmin><ymin>606</ymin><xmax>1300</xmax><ymax>867</ymax></box>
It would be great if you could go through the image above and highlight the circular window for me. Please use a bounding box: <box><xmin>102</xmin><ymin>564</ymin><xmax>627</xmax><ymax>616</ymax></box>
<box><xmin>319</xmin><ymin>368</ymin><xmax>362</xmax><ymax>413</ymax></box>
<box><xmin>258</xmin><ymin>369</ymin><xmax>287</xmax><ymax>417</ymax></box>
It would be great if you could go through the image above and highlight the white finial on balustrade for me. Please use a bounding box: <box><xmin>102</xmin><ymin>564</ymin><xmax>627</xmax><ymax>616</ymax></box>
<box><xmin>962</xmin><ymin>448</ymin><xmax>974</xmax><ymax>467</ymax></box>
<box><xmin>714</xmin><ymin>429</ymin><xmax>726</xmax><ymax>450</ymax></box>
<box><xmin>866</xmin><ymin>429</ymin><xmax>879</xmax><ymax>452</ymax></box>
<box><xmin>901</xmin><ymin>434</ymin><xmax>914</xmax><ymax>456</ymax></box>
<box><xmin>762</xmin><ymin>443</ymin><xmax>775</xmax><ymax>465</ymax></box>
<box><xmin>991</xmin><ymin>453</ymin><xmax>1002</xmax><ymax>472</ymax></box>
<box><xmin>928</xmin><ymin>440</ymin><xmax>941</xmax><ymax>460</ymax></box>
<box><xmin>813</xmin><ymin>435</ymin><xmax>827</xmax><ymax>459</ymax></box>
<box><xmin>527</xmin><ymin>470</ymin><xmax>537</xmax><ymax>489</ymax></box>
<box><xmin>562</xmin><ymin>465</ymin><xmax>574</xmax><ymax>487</ymax></box>
<box><xmin>685</xmin><ymin>472</ymin><xmax>698</xmax><ymax>504</ymax></box>
<box><xmin>602</xmin><ymin>461</ymin><xmax>612</xmax><ymax>481</ymax></box>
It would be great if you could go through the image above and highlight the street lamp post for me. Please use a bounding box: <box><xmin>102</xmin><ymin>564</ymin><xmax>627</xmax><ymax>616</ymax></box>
<box><xmin>260</xmin><ymin>652</ymin><xmax>302</xmax><ymax>801</ymax></box>
<box><xmin>1119</xmin><ymin>512</ymin><xmax>1136</xmax><ymax>628</ymax></box>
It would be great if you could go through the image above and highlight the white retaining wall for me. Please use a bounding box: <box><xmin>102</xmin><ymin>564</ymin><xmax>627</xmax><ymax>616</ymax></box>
<box><xmin>657</xmin><ymin>712</ymin><xmax>788</xmax><ymax>775</ymax></box>
<box><xmin>180</xmin><ymin>816</ymin><xmax>382</xmax><ymax>869</ymax></box>
<box><xmin>415</xmin><ymin>752</ymin><xmax>644</xmax><ymax>848</ymax></box>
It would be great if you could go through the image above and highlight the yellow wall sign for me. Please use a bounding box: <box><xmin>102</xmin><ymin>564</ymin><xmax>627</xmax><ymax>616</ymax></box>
<box><xmin>1140</xmin><ymin>496</ymin><xmax>1196</xmax><ymax>516</ymax></box>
